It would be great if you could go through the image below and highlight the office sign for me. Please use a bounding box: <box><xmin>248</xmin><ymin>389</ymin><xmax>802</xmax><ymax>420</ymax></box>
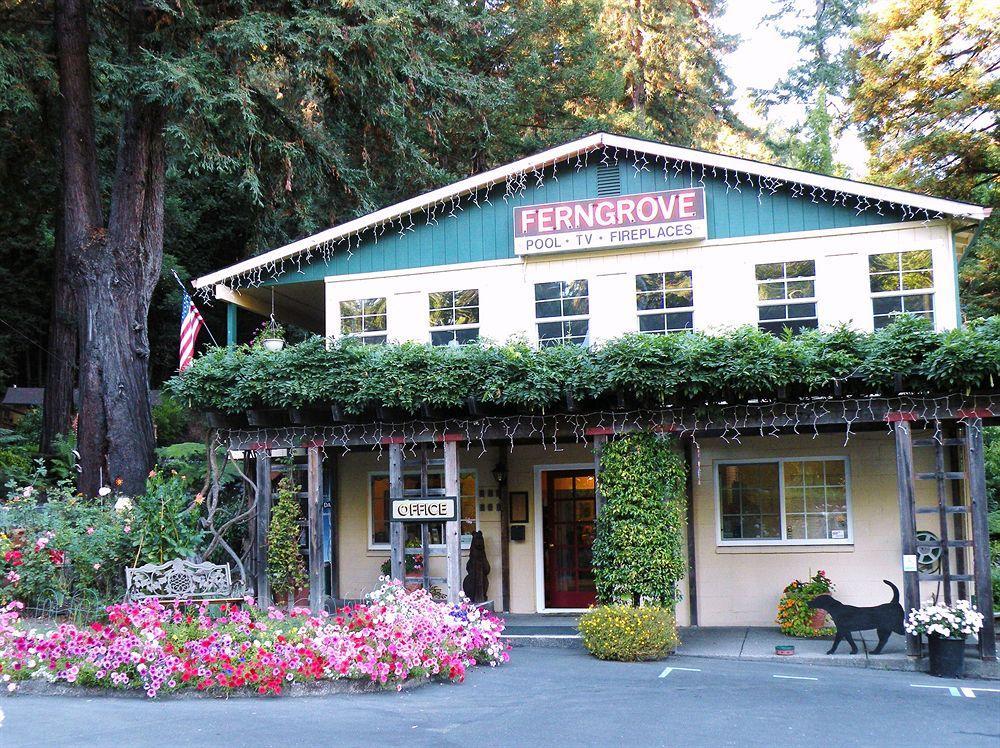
<box><xmin>390</xmin><ymin>496</ymin><xmax>458</xmax><ymax>522</ymax></box>
<box><xmin>513</xmin><ymin>187</ymin><xmax>707</xmax><ymax>256</ymax></box>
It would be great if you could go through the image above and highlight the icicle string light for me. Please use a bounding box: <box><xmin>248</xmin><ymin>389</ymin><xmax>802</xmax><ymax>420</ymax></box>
<box><xmin>193</xmin><ymin>146</ymin><xmax>955</xmax><ymax>303</ymax></box>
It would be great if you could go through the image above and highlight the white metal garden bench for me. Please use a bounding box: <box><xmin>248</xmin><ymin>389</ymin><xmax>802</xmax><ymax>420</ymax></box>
<box><xmin>124</xmin><ymin>558</ymin><xmax>246</xmax><ymax>605</ymax></box>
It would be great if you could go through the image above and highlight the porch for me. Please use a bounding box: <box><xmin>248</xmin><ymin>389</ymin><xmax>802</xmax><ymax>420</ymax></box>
<box><xmin>224</xmin><ymin>393</ymin><xmax>998</xmax><ymax>663</ymax></box>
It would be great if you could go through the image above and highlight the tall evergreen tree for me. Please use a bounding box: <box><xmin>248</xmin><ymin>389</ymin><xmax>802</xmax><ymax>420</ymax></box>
<box><xmin>594</xmin><ymin>0</ymin><xmax>738</xmax><ymax>145</ymax></box>
<box><xmin>852</xmin><ymin>0</ymin><xmax>998</xmax><ymax>318</ymax></box>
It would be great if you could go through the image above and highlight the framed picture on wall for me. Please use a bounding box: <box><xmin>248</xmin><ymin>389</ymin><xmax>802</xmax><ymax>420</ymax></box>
<box><xmin>510</xmin><ymin>491</ymin><xmax>529</xmax><ymax>524</ymax></box>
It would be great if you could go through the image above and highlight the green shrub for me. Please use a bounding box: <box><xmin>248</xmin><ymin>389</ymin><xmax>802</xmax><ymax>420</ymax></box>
<box><xmin>153</xmin><ymin>394</ymin><xmax>193</xmax><ymax>445</ymax></box>
<box><xmin>592</xmin><ymin>432</ymin><xmax>686</xmax><ymax>606</ymax></box>
<box><xmin>579</xmin><ymin>605</ymin><xmax>679</xmax><ymax>661</ymax></box>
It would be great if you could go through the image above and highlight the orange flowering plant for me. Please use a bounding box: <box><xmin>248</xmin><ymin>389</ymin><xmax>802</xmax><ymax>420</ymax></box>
<box><xmin>776</xmin><ymin>570</ymin><xmax>835</xmax><ymax>638</ymax></box>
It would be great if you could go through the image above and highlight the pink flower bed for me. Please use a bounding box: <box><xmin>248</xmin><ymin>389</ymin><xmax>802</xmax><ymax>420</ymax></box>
<box><xmin>0</xmin><ymin>580</ymin><xmax>508</xmax><ymax>697</ymax></box>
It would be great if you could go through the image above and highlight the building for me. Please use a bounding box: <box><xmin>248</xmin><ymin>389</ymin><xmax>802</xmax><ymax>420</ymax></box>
<box><xmin>191</xmin><ymin>133</ymin><xmax>995</xmax><ymax>660</ymax></box>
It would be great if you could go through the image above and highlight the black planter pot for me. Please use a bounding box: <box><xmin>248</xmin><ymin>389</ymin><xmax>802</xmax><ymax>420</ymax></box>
<box><xmin>927</xmin><ymin>635</ymin><xmax>966</xmax><ymax>678</ymax></box>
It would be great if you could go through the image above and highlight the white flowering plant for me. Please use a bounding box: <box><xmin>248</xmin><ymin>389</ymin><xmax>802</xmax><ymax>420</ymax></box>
<box><xmin>904</xmin><ymin>599</ymin><xmax>985</xmax><ymax>640</ymax></box>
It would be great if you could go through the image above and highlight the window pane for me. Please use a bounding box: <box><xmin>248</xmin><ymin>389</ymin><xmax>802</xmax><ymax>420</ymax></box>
<box><xmin>535</xmin><ymin>282</ymin><xmax>561</xmax><ymax>301</ymax></box>
<box><xmin>901</xmin><ymin>250</ymin><xmax>932</xmax><ymax>270</ymax></box>
<box><xmin>429</xmin><ymin>291</ymin><xmax>452</xmax><ymax>310</ymax></box>
<box><xmin>563</xmin><ymin>296</ymin><xmax>589</xmax><ymax>316</ymax></box>
<box><xmin>636</xmin><ymin>273</ymin><xmax>663</xmax><ymax>292</ymax></box>
<box><xmin>340</xmin><ymin>299</ymin><xmax>361</xmax><ymax>317</ymax></box>
<box><xmin>663</xmin><ymin>271</ymin><xmax>692</xmax><ymax>289</ymax></box>
<box><xmin>786</xmin><ymin>302</ymin><xmax>816</xmax><ymax>319</ymax></box>
<box><xmin>536</xmin><ymin>300</ymin><xmax>562</xmax><ymax>318</ymax></box>
<box><xmin>759</xmin><ymin>282</ymin><xmax>786</xmax><ymax>301</ymax></box>
<box><xmin>759</xmin><ymin>304</ymin><xmax>787</xmax><ymax>321</ymax></box>
<box><xmin>364</xmin><ymin>314</ymin><xmax>387</xmax><ymax>332</ymax></box>
<box><xmin>537</xmin><ymin>321</ymin><xmax>563</xmax><ymax>340</ymax></box>
<box><xmin>455</xmin><ymin>289</ymin><xmax>479</xmax><ymax>307</ymax></box>
<box><xmin>759</xmin><ymin>320</ymin><xmax>791</xmax><ymax>335</ymax></box>
<box><xmin>903</xmin><ymin>293</ymin><xmax>932</xmax><ymax>312</ymax></box>
<box><xmin>364</xmin><ymin>297</ymin><xmax>386</xmax><ymax>315</ymax></box>
<box><xmin>873</xmin><ymin>296</ymin><xmax>903</xmax><ymax>315</ymax></box>
<box><xmin>786</xmin><ymin>280</ymin><xmax>815</xmax><ymax>299</ymax></box>
<box><xmin>870</xmin><ymin>273</ymin><xmax>900</xmax><ymax>293</ymax></box>
<box><xmin>564</xmin><ymin>279</ymin><xmax>588</xmax><ymax>298</ymax></box>
<box><xmin>341</xmin><ymin>317</ymin><xmax>362</xmax><ymax>334</ymax></box>
<box><xmin>664</xmin><ymin>290</ymin><xmax>693</xmax><ymax>308</ymax></box>
<box><xmin>639</xmin><ymin>313</ymin><xmax>666</xmax><ymax>334</ymax></box>
<box><xmin>454</xmin><ymin>307</ymin><xmax>479</xmax><ymax>325</ymax></box>
<box><xmin>430</xmin><ymin>329</ymin><xmax>455</xmax><ymax>346</ymax></box>
<box><xmin>869</xmin><ymin>252</ymin><xmax>898</xmax><ymax>273</ymax></box>
<box><xmin>429</xmin><ymin>309</ymin><xmax>454</xmax><ymax>327</ymax></box>
<box><xmin>785</xmin><ymin>260</ymin><xmax>815</xmax><ymax>277</ymax></box>
<box><xmin>755</xmin><ymin>262</ymin><xmax>784</xmax><ymax>281</ymax></box>
<box><xmin>454</xmin><ymin>328</ymin><xmax>479</xmax><ymax>344</ymax></box>
<box><xmin>786</xmin><ymin>514</ymin><xmax>806</xmax><ymax>540</ymax></box>
<box><xmin>718</xmin><ymin>462</ymin><xmax>780</xmax><ymax>540</ymax></box>
<box><xmin>901</xmin><ymin>271</ymin><xmax>932</xmax><ymax>290</ymax></box>
<box><xmin>665</xmin><ymin>311</ymin><xmax>693</xmax><ymax>331</ymax></box>
<box><xmin>637</xmin><ymin>291</ymin><xmax>665</xmax><ymax>311</ymax></box>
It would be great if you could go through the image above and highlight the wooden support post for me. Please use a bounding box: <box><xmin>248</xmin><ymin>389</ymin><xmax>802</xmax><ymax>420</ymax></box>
<box><xmin>893</xmin><ymin>419</ymin><xmax>921</xmax><ymax>658</ymax></box>
<box><xmin>933</xmin><ymin>436</ymin><xmax>953</xmax><ymax>605</ymax></box>
<box><xmin>444</xmin><ymin>439</ymin><xmax>462</xmax><ymax>604</ymax></box>
<box><xmin>592</xmin><ymin>433</ymin><xmax>607</xmax><ymax>516</ymax></box>
<box><xmin>326</xmin><ymin>451</ymin><xmax>339</xmax><ymax>602</ymax></box>
<box><xmin>498</xmin><ymin>447</ymin><xmax>511</xmax><ymax>613</ymax></box>
<box><xmin>254</xmin><ymin>451</ymin><xmax>272</xmax><ymax>608</ymax></box>
<box><xmin>306</xmin><ymin>446</ymin><xmax>323</xmax><ymax>614</ymax></box>
<box><xmin>389</xmin><ymin>443</ymin><xmax>405</xmax><ymax>582</ymax></box>
<box><xmin>683</xmin><ymin>439</ymin><xmax>698</xmax><ymax>627</ymax></box>
<box><xmin>947</xmin><ymin>423</ymin><xmax>968</xmax><ymax>600</ymax></box>
<box><xmin>965</xmin><ymin>419</ymin><xmax>997</xmax><ymax>661</ymax></box>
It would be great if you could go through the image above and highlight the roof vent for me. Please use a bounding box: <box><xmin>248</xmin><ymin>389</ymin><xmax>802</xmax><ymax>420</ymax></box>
<box><xmin>596</xmin><ymin>163</ymin><xmax>621</xmax><ymax>197</ymax></box>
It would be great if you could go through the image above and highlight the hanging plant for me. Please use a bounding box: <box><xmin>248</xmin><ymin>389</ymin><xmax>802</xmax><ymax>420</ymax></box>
<box><xmin>266</xmin><ymin>478</ymin><xmax>306</xmax><ymax>603</ymax></box>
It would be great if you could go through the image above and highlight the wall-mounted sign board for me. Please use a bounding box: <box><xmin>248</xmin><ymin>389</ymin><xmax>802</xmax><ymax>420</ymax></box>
<box><xmin>513</xmin><ymin>187</ymin><xmax>707</xmax><ymax>256</ymax></box>
<box><xmin>390</xmin><ymin>496</ymin><xmax>458</xmax><ymax>523</ymax></box>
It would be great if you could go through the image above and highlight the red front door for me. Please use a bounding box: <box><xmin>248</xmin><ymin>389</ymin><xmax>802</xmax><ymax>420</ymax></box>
<box><xmin>543</xmin><ymin>470</ymin><xmax>597</xmax><ymax>608</ymax></box>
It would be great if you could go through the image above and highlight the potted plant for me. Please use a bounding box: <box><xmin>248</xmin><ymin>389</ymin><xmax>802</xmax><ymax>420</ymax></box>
<box><xmin>256</xmin><ymin>318</ymin><xmax>286</xmax><ymax>352</ymax></box>
<box><xmin>776</xmin><ymin>570</ymin><xmax>835</xmax><ymax>638</ymax></box>
<box><xmin>379</xmin><ymin>551</ymin><xmax>424</xmax><ymax>591</ymax></box>
<box><xmin>267</xmin><ymin>478</ymin><xmax>307</xmax><ymax>609</ymax></box>
<box><xmin>904</xmin><ymin>599</ymin><xmax>985</xmax><ymax>678</ymax></box>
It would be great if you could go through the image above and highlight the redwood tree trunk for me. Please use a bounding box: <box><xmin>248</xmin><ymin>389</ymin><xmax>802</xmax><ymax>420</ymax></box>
<box><xmin>41</xmin><ymin>210</ymin><xmax>78</xmax><ymax>456</ymax></box>
<box><xmin>56</xmin><ymin>0</ymin><xmax>165</xmax><ymax>495</ymax></box>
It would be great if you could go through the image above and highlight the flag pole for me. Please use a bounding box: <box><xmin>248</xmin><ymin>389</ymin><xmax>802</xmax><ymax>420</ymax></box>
<box><xmin>171</xmin><ymin>269</ymin><xmax>220</xmax><ymax>347</ymax></box>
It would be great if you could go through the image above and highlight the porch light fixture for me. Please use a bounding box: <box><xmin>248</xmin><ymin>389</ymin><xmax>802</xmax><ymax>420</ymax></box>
<box><xmin>491</xmin><ymin>463</ymin><xmax>507</xmax><ymax>486</ymax></box>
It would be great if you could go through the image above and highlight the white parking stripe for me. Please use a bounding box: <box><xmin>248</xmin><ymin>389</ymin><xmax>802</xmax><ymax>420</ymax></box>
<box><xmin>772</xmin><ymin>675</ymin><xmax>818</xmax><ymax>681</ymax></box>
<box><xmin>659</xmin><ymin>666</ymin><xmax>701</xmax><ymax>678</ymax></box>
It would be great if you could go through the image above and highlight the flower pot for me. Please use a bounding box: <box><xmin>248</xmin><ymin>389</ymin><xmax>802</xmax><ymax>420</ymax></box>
<box><xmin>927</xmin><ymin>635</ymin><xmax>966</xmax><ymax>678</ymax></box>
<box><xmin>262</xmin><ymin>337</ymin><xmax>285</xmax><ymax>352</ymax></box>
<box><xmin>809</xmin><ymin>608</ymin><xmax>828</xmax><ymax>630</ymax></box>
<box><xmin>404</xmin><ymin>570</ymin><xmax>424</xmax><ymax>592</ymax></box>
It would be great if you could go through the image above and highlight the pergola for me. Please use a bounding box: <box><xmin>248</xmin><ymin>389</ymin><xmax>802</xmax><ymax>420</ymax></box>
<box><xmin>219</xmin><ymin>392</ymin><xmax>998</xmax><ymax>663</ymax></box>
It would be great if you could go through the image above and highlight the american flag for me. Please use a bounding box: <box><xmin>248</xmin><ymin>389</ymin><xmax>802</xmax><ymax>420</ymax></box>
<box><xmin>179</xmin><ymin>291</ymin><xmax>205</xmax><ymax>371</ymax></box>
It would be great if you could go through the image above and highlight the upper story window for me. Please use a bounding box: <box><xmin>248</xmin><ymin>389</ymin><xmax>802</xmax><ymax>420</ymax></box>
<box><xmin>636</xmin><ymin>271</ymin><xmax>694</xmax><ymax>333</ymax></box>
<box><xmin>429</xmin><ymin>289</ymin><xmax>480</xmax><ymax>346</ymax></box>
<box><xmin>868</xmin><ymin>250</ymin><xmax>934</xmax><ymax>329</ymax></box>
<box><xmin>535</xmin><ymin>280</ymin><xmax>589</xmax><ymax>346</ymax></box>
<box><xmin>755</xmin><ymin>260</ymin><xmax>818</xmax><ymax>335</ymax></box>
<box><xmin>339</xmin><ymin>297</ymin><xmax>387</xmax><ymax>344</ymax></box>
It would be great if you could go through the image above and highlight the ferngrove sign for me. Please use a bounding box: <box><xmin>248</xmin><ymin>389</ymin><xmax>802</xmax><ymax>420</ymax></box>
<box><xmin>513</xmin><ymin>187</ymin><xmax>707</xmax><ymax>256</ymax></box>
<box><xmin>390</xmin><ymin>496</ymin><xmax>458</xmax><ymax>522</ymax></box>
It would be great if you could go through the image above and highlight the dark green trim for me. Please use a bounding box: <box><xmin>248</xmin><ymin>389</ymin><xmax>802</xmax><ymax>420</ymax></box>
<box><xmin>227</xmin><ymin>303</ymin><xmax>238</xmax><ymax>347</ymax></box>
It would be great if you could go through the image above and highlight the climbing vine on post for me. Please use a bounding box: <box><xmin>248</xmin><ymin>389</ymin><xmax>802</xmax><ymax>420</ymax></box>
<box><xmin>592</xmin><ymin>432</ymin><xmax>687</xmax><ymax>607</ymax></box>
<box><xmin>266</xmin><ymin>477</ymin><xmax>306</xmax><ymax>606</ymax></box>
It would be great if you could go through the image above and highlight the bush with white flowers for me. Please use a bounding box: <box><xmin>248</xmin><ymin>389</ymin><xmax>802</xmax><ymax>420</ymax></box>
<box><xmin>904</xmin><ymin>599</ymin><xmax>985</xmax><ymax>640</ymax></box>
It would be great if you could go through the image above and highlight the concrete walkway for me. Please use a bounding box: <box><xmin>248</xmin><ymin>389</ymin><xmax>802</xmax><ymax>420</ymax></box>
<box><xmin>500</xmin><ymin>615</ymin><xmax>1000</xmax><ymax>679</ymax></box>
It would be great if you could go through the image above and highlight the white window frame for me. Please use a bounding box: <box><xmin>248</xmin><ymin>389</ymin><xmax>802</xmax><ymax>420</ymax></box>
<box><xmin>428</xmin><ymin>289</ymin><xmax>480</xmax><ymax>346</ymax></box>
<box><xmin>755</xmin><ymin>260</ymin><xmax>819</xmax><ymax>334</ymax></box>
<box><xmin>714</xmin><ymin>456</ymin><xmax>853</xmax><ymax>547</ymax></box>
<box><xmin>635</xmin><ymin>270</ymin><xmax>695</xmax><ymax>334</ymax></box>
<box><xmin>367</xmin><ymin>469</ymin><xmax>479</xmax><ymax>552</ymax></box>
<box><xmin>534</xmin><ymin>279</ymin><xmax>590</xmax><ymax>347</ymax></box>
<box><xmin>339</xmin><ymin>297</ymin><xmax>388</xmax><ymax>344</ymax></box>
<box><xmin>868</xmin><ymin>249</ymin><xmax>935</xmax><ymax>329</ymax></box>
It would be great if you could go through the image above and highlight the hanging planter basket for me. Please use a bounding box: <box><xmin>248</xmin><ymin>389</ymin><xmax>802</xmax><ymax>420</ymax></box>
<box><xmin>261</xmin><ymin>337</ymin><xmax>285</xmax><ymax>352</ymax></box>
